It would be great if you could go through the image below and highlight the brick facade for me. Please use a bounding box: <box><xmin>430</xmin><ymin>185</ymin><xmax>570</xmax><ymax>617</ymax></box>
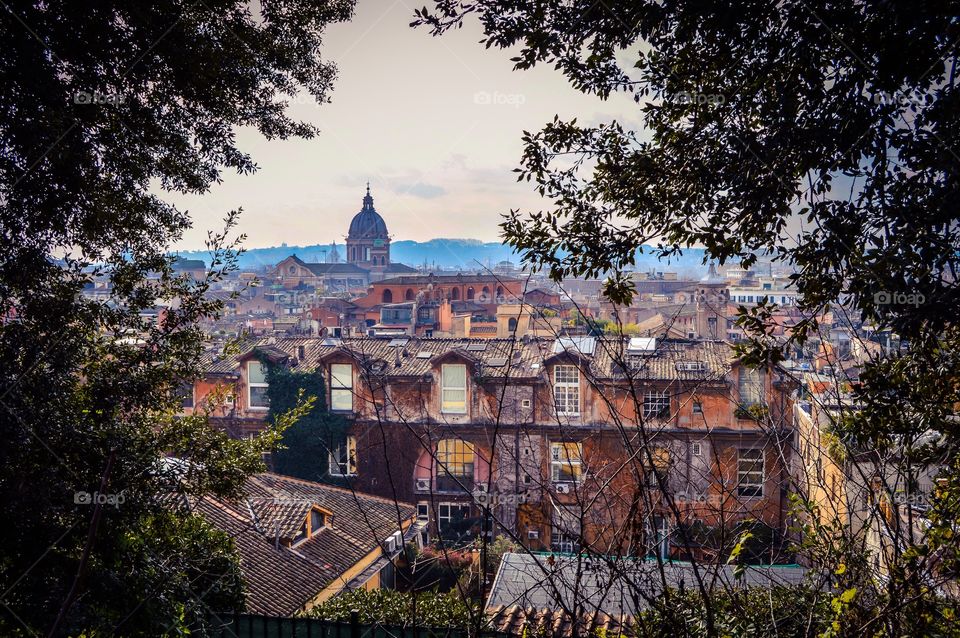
<box><xmin>191</xmin><ymin>335</ymin><xmax>795</xmax><ymax>559</ymax></box>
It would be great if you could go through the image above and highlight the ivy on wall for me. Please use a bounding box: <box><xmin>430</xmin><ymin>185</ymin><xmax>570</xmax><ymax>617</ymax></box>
<box><xmin>259</xmin><ymin>352</ymin><xmax>351</xmax><ymax>484</ymax></box>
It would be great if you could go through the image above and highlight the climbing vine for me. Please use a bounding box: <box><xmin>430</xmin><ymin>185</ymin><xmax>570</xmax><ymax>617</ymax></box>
<box><xmin>260</xmin><ymin>351</ymin><xmax>351</xmax><ymax>484</ymax></box>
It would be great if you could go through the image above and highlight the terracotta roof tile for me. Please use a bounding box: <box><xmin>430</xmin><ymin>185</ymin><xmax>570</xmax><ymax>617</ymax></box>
<box><xmin>202</xmin><ymin>336</ymin><xmax>738</xmax><ymax>385</ymax></box>
<box><xmin>194</xmin><ymin>472</ymin><xmax>415</xmax><ymax>616</ymax></box>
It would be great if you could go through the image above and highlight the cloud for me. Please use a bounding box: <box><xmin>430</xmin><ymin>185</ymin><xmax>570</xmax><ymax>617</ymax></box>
<box><xmin>395</xmin><ymin>182</ymin><xmax>447</xmax><ymax>199</ymax></box>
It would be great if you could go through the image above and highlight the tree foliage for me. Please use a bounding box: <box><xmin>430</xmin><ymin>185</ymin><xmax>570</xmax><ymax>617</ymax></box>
<box><xmin>0</xmin><ymin>0</ymin><xmax>353</xmax><ymax>634</ymax></box>
<box><xmin>306</xmin><ymin>588</ymin><xmax>481</xmax><ymax>631</ymax></box>
<box><xmin>413</xmin><ymin>1</ymin><xmax>960</xmax><ymax>635</ymax></box>
<box><xmin>264</xmin><ymin>357</ymin><xmax>350</xmax><ymax>483</ymax></box>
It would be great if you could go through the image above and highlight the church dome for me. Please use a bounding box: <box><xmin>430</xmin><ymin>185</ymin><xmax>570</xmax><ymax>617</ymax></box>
<box><xmin>348</xmin><ymin>185</ymin><xmax>389</xmax><ymax>239</ymax></box>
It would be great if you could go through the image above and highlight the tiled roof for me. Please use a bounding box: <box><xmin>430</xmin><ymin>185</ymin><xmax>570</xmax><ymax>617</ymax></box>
<box><xmin>193</xmin><ymin>473</ymin><xmax>415</xmax><ymax>616</ymax></box>
<box><xmin>302</xmin><ymin>262</ymin><xmax>370</xmax><ymax>276</ymax></box>
<box><xmin>486</xmin><ymin>553</ymin><xmax>810</xmax><ymax>622</ymax></box>
<box><xmin>201</xmin><ymin>336</ymin><xmax>737</xmax><ymax>384</ymax></box>
<box><xmin>383</xmin><ymin>262</ymin><xmax>418</xmax><ymax>273</ymax></box>
<box><xmin>377</xmin><ymin>274</ymin><xmax>520</xmax><ymax>285</ymax></box>
<box><xmin>487</xmin><ymin>605</ymin><xmax>629</xmax><ymax>638</ymax></box>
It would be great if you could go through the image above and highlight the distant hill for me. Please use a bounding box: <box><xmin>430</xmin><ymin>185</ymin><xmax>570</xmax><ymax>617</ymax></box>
<box><xmin>173</xmin><ymin>239</ymin><xmax>710</xmax><ymax>276</ymax></box>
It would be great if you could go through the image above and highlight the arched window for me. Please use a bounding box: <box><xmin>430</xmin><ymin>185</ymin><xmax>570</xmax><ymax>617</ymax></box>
<box><xmin>466</xmin><ymin>287</ymin><xmax>474</xmax><ymax>300</ymax></box>
<box><xmin>405</xmin><ymin>288</ymin><xmax>415</xmax><ymax>301</ymax></box>
<box><xmin>496</xmin><ymin>286</ymin><xmax>504</xmax><ymax>300</ymax></box>
<box><xmin>482</xmin><ymin>286</ymin><xmax>490</xmax><ymax>300</ymax></box>
<box><xmin>451</xmin><ymin>287</ymin><xmax>460</xmax><ymax>301</ymax></box>
<box><xmin>382</xmin><ymin>289</ymin><xmax>393</xmax><ymax>303</ymax></box>
<box><xmin>508</xmin><ymin>317</ymin><xmax>518</xmax><ymax>333</ymax></box>
<box><xmin>437</xmin><ymin>439</ymin><xmax>475</xmax><ymax>486</ymax></box>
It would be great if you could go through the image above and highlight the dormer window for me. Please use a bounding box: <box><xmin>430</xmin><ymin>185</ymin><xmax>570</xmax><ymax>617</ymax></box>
<box><xmin>292</xmin><ymin>507</ymin><xmax>330</xmax><ymax>547</ymax></box>
<box><xmin>330</xmin><ymin>363</ymin><xmax>353</xmax><ymax>412</ymax></box>
<box><xmin>310</xmin><ymin>509</ymin><xmax>326</xmax><ymax>531</ymax></box>
<box><xmin>441</xmin><ymin>364</ymin><xmax>467</xmax><ymax>414</ymax></box>
<box><xmin>248</xmin><ymin>361</ymin><xmax>269</xmax><ymax>409</ymax></box>
<box><xmin>553</xmin><ymin>365</ymin><xmax>580</xmax><ymax>416</ymax></box>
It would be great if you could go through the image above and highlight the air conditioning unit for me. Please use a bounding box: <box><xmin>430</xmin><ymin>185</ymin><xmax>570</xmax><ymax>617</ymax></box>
<box><xmin>555</xmin><ymin>482</ymin><xmax>572</xmax><ymax>495</ymax></box>
<box><xmin>527</xmin><ymin>530</ymin><xmax>540</xmax><ymax>540</ymax></box>
<box><xmin>415</xmin><ymin>478</ymin><xmax>431</xmax><ymax>492</ymax></box>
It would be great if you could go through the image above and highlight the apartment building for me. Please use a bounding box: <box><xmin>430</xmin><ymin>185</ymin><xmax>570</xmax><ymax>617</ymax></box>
<box><xmin>189</xmin><ymin>334</ymin><xmax>795</xmax><ymax>560</ymax></box>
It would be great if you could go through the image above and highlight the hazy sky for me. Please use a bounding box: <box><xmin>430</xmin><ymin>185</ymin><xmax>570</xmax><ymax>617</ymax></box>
<box><xmin>167</xmin><ymin>0</ymin><xmax>641</xmax><ymax>251</ymax></box>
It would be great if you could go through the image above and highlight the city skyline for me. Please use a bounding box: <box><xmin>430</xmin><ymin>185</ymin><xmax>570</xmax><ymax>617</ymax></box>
<box><xmin>165</xmin><ymin>1</ymin><xmax>641</xmax><ymax>251</ymax></box>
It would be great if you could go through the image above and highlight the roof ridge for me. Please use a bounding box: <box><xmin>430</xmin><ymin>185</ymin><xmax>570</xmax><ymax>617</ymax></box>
<box><xmin>259</xmin><ymin>472</ymin><xmax>416</xmax><ymax>509</ymax></box>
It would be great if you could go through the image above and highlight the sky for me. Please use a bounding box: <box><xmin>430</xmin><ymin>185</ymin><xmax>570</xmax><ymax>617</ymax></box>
<box><xmin>167</xmin><ymin>0</ymin><xmax>642</xmax><ymax>251</ymax></box>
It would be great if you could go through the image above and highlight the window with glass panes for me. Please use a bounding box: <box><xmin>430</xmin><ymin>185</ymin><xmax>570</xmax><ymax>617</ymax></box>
<box><xmin>438</xmin><ymin>502</ymin><xmax>471</xmax><ymax>533</ymax></box>
<box><xmin>248</xmin><ymin>361</ymin><xmax>269</xmax><ymax>409</ymax></box>
<box><xmin>642</xmin><ymin>390</ymin><xmax>671</xmax><ymax>419</ymax></box>
<box><xmin>328</xmin><ymin>436</ymin><xmax>357</xmax><ymax>476</ymax></box>
<box><xmin>553</xmin><ymin>365</ymin><xmax>580</xmax><ymax>416</ymax></box>
<box><xmin>737</xmin><ymin>448</ymin><xmax>764</xmax><ymax>497</ymax></box>
<box><xmin>550</xmin><ymin>442</ymin><xmax>583</xmax><ymax>482</ymax></box>
<box><xmin>441</xmin><ymin>364</ymin><xmax>467</xmax><ymax>413</ymax></box>
<box><xmin>550</xmin><ymin>506</ymin><xmax>580</xmax><ymax>553</ymax></box>
<box><xmin>329</xmin><ymin>363</ymin><xmax>353</xmax><ymax>412</ymax></box>
<box><xmin>437</xmin><ymin>439</ymin><xmax>474</xmax><ymax>477</ymax></box>
<box><xmin>738</xmin><ymin>367</ymin><xmax>764</xmax><ymax>406</ymax></box>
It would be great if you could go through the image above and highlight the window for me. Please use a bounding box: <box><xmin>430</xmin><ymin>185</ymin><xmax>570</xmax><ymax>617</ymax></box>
<box><xmin>643</xmin><ymin>390</ymin><xmax>671</xmax><ymax>419</ymax></box>
<box><xmin>692</xmin><ymin>401</ymin><xmax>703</xmax><ymax>414</ymax></box>
<box><xmin>310</xmin><ymin>509</ymin><xmax>326</xmax><ymax>532</ymax></box>
<box><xmin>737</xmin><ymin>448</ymin><xmax>764</xmax><ymax>497</ymax></box>
<box><xmin>438</xmin><ymin>502</ymin><xmax>471</xmax><ymax>534</ymax></box>
<box><xmin>177</xmin><ymin>382</ymin><xmax>194</xmax><ymax>409</ymax></box>
<box><xmin>330</xmin><ymin>363</ymin><xmax>353</xmax><ymax>412</ymax></box>
<box><xmin>329</xmin><ymin>436</ymin><xmax>357</xmax><ymax>476</ymax></box>
<box><xmin>441</xmin><ymin>364</ymin><xmax>467</xmax><ymax>414</ymax></box>
<box><xmin>551</xmin><ymin>505</ymin><xmax>580</xmax><ymax>553</ymax></box>
<box><xmin>645</xmin><ymin>446</ymin><xmax>671</xmax><ymax>487</ymax></box>
<box><xmin>738</xmin><ymin>367</ymin><xmax>764</xmax><ymax>406</ymax></box>
<box><xmin>553</xmin><ymin>365</ymin><xmax>580</xmax><ymax>416</ymax></box>
<box><xmin>437</xmin><ymin>439</ymin><xmax>474</xmax><ymax>478</ymax></box>
<box><xmin>416</xmin><ymin>502</ymin><xmax>429</xmax><ymax>522</ymax></box>
<box><xmin>248</xmin><ymin>361</ymin><xmax>269</xmax><ymax>409</ymax></box>
<box><xmin>551</xmin><ymin>442</ymin><xmax>583</xmax><ymax>482</ymax></box>
<box><xmin>692</xmin><ymin>442</ymin><xmax>703</xmax><ymax>457</ymax></box>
